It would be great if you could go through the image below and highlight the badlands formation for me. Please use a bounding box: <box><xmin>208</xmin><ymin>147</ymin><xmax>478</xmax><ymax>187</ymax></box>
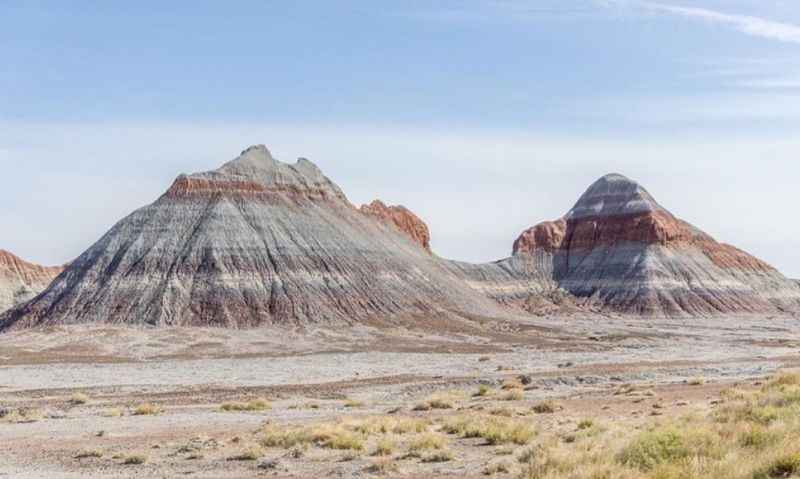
<box><xmin>0</xmin><ymin>250</ymin><xmax>62</xmax><ymax>314</ymax></box>
<box><xmin>2</xmin><ymin>146</ymin><xmax>799</xmax><ymax>330</ymax></box>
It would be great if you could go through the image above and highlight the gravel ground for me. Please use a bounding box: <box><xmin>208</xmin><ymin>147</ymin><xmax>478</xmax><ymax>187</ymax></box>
<box><xmin>1</xmin><ymin>314</ymin><xmax>799</xmax><ymax>478</ymax></box>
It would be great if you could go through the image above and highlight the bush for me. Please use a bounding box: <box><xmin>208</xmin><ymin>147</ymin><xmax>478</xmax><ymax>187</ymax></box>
<box><xmin>476</xmin><ymin>384</ymin><xmax>492</xmax><ymax>397</ymax></box>
<box><xmin>422</xmin><ymin>450</ymin><xmax>454</xmax><ymax>463</ymax></box>
<box><xmin>69</xmin><ymin>393</ymin><xmax>90</xmax><ymax>405</ymax></box>
<box><xmin>132</xmin><ymin>403</ymin><xmax>162</xmax><ymax>416</ymax></box>
<box><xmin>532</xmin><ymin>400</ymin><xmax>557</xmax><ymax>414</ymax></box>
<box><xmin>220</xmin><ymin>398</ymin><xmax>271</xmax><ymax>412</ymax></box>
<box><xmin>228</xmin><ymin>446</ymin><xmax>263</xmax><ymax>461</ymax></box>
<box><xmin>753</xmin><ymin>452</ymin><xmax>800</xmax><ymax>479</ymax></box>
<box><xmin>501</xmin><ymin>389</ymin><xmax>524</xmax><ymax>401</ymax></box>
<box><xmin>122</xmin><ymin>454</ymin><xmax>147</xmax><ymax>465</ymax></box>
<box><xmin>74</xmin><ymin>449</ymin><xmax>103</xmax><ymax>459</ymax></box>
<box><xmin>618</xmin><ymin>429</ymin><xmax>690</xmax><ymax>470</ymax></box>
<box><xmin>372</xmin><ymin>438</ymin><xmax>395</xmax><ymax>456</ymax></box>
<box><xmin>408</xmin><ymin>433</ymin><xmax>448</xmax><ymax>452</ymax></box>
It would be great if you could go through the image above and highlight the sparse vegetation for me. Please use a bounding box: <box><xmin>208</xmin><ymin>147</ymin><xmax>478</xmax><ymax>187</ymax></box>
<box><xmin>413</xmin><ymin>391</ymin><xmax>464</xmax><ymax>411</ymax></box>
<box><xmin>441</xmin><ymin>414</ymin><xmax>535</xmax><ymax>445</ymax></box>
<box><xmin>132</xmin><ymin>403</ymin><xmax>162</xmax><ymax>416</ymax></box>
<box><xmin>228</xmin><ymin>445</ymin><xmax>264</xmax><ymax>461</ymax></box>
<box><xmin>69</xmin><ymin>392</ymin><xmax>89</xmax><ymax>405</ymax></box>
<box><xmin>408</xmin><ymin>432</ymin><xmax>449</xmax><ymax>452</ymax></box>
<box><xmin>484</xmin><ymin>461</ymin><xmax>511</xmax><ymax>475</ymax></box>
<box><xmin>500</xmin><ymin>389</ymin><xmax>524</xmax><ymax>401</ymax></box>
<box><xmin>372</xmin><ymin>437</ymin><xmax>395</xmax><ymax>456</ymax></box>
<box><xmin>1</xmin><ymin>408</ymin><xmax>43</xmax><ymax>423</ymax></box>
<box><xmin>366</xmin><ymin>456</ymin><xmax>398</xmax><ymax>474</ymax></box>
<box><xmin>501</xmin><ymin>378</ymin><xmax>523</xmax><ymax>390</ymax></box>
<box><xmin>577</xmin><ymin>418</ymin><xmax>594</xmax><ymax>430</ymax></box>
<box><xmin>74</xmin><ymin>449</ymin><xmax>103</xmax><ymax>459</ymax></box>
<box><xmin>422</xmin><ymin>450</ymin><xmax>454</xmax><ymax>463</ymax></box>
<box><xmin>476</xmin><ymin>384</ymin><xmax>492</xmax><ymax>397</ymax></box>
<box><xmin>220</xmin><ymin>398</ymin><xmax>271</xmax><ymax>412</ymax></box>
<box><xmin>532</xmin><ymin>400</ymin><xmax>558</xmax><ymax>414</ymax></box>
<box><xmin>121</xmin><ymin>454</ymin><xmax>147</xmax><ymax>465</ymax></box>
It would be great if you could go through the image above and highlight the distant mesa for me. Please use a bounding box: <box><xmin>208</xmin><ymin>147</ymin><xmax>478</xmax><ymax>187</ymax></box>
<box><xmin>2</xmin><ymin>149</ymin><xmax>799</xmax><ymax>331</ymax></box>
<box><xmin>0</xmin><ymin>250</ymin><xmax>63</xmax><ymax>314</ymax></box>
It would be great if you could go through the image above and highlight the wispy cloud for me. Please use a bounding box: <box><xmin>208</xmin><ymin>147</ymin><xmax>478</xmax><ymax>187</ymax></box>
<box><xmin>645</xmin><ymin>3</ymin><xmax>800</xmax><ymax>44</ymax></box>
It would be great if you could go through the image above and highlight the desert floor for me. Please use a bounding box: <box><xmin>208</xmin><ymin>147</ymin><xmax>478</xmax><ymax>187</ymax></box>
<box><xmin>1</xmin><ymin>314</ymin><xmax>799</xmax><ymax>478</ymax></box>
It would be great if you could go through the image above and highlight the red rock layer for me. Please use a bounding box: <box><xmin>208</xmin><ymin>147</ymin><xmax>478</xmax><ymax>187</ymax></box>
<box><xmin>514</xmin><ymin>211</ymin><xmax>775</xmax><ymax>274</ymax></box>
<box><xmin>512</xmin><ymin>219</ymin><xmax>566</xmax><ymax>254</ymax></box>
<box><xmin>360</xmin><ymin>200</ymin><xmax>431</xmax><ymax>252</ymax></box>
<box><xmin>0</xmin><ymin>250</ymin><xmax>63</xmax><ymax>285</ymax></box>
<box><xmin>0</xmin><ymin>250</ymin><xmax>63</xmax><ymax>313</ymax></box>
<box><xmin>164</xmin><ymin>175</ymin><xmax>344</xmax><ymax>202</ymax></box>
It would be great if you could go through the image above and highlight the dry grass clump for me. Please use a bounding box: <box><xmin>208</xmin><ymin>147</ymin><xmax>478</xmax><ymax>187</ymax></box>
<box><xmin>74</xmin><ymin>449</ymin><xmax>103</xmax><ymax>459</ymax></box>
<box><xmin>408</xmin><ymin>432</ymin><xmax>449</xmax><ymax>453</ymax></box>
<box><xmin>103</xmin><ymin>407</ymin><xmax>123</xmax><ymax>417</ymax></box>
<box><xmin>349</xmin><ymin>415</ymin><xmax>430</xmax><ymax>435</ymax></box>
<box><xmin>441</xmin><ymin>414</ymin><xmax>535</xmax><ymax>445</ymax></box>
<box><xmin>121</xmin><ymin>454</ymin><xmax>147</xmax><ymax>465</ymax></box>
<box><xmin>501</xmin><ymin>378</ymin><xmax>524</xmax><ymax>390</ymax></box>
<box><xmin>220</xmin><ymin>398</ymin><xmax>271</xmax><ymax>412</ymax></box>
<box><xmin>687</xmin><ymin>377</ymin><xmax>705</xmax><ymax>386</ymax></box>
<box><xmin>484</xmin><ymin>461</ymin><xmax>511</xmax><ymax>475</ymax></box>
<box><xmin>371</xmin><ymin>437</ymin><xmax>395</xmax><ymax>456</ymax></box>
<box><xmin>69</xmin><ymin>392</ymin><xmax>90</xmax><ymax>405</ymax></box>
<box><xmin>344</xmin><ymin>399</ymin><xmax>365</xmax><ymax>408</ymax></box>
<box><xmin>1</xmin><ymin>408</ymin><xmax>43</xmax><ymax>423</ymax></box>
<box><xmin>260</xmin><ymin>422</ymin><xmax>364</xmax><ymax>451</ymax></box>
<box><xmin>532</xmin><ymin>400</ymin><xmax>558</xmax><ymax>414</ymax></box>
<box><xmin>132</xmin><ymin>403</ymin><xmax>162</xmax><ymax>416</ymax></box>
<box><xmin>413</xmin><ymin>391</ymin><xmax>464</xmax><ymax>411</ymax></box>
<box><xmin>422</xmin><ymin>450</ymin><xmax>454</xmax><ymax>463</ymax></box>
<box><xmin>577</xmin><ymin>419</ymin><xmax>595</xmax><ymax>430</ymax></box>
<box><xmin>501</xmin><ymin>389</ymin><xmax>524</xmax><ymax>401</ymax></box>
<box><xmin>366</xmin><ymin>456</ymin><xmax>398</xmax><ymax>474</ymax></box>
<box><xmin>752</xmin><ymin>451</ymin><xmax>800</xmax><ymax>479</ymax></box>
<box><xmin>228</xmin><ymin>445</ymin><xmax>264</xmax><ymax>461</ymax></box>
<box><xmin>475</xmin><ymin>384</ymin><xmax>493</xmax><ymax>397</ymax></box>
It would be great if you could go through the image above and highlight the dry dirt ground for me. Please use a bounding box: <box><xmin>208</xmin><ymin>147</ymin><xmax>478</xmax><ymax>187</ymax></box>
<box><xmin>1</xmin><ymin>314</ymin><xmax>799</xmax><ymax>478</ymax></box>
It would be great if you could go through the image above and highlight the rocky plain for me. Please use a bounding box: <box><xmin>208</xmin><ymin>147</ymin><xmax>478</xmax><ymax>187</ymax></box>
<box><xmin>2</xmin><ymin>146</ymin><xmax>800</xmax><ymax>478</ymax></box>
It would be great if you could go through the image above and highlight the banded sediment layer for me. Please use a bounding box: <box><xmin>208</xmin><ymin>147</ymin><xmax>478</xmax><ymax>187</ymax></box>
<box><xmin>0</xmin><ymin>250</ymin><xmax>62</xmax><ymax>314</ymax></box>
<box><xmin>512</xmin><ymin>173</ymin><xmax>800</xmax><ymax>316</ymax></box>
<box><xmin>2</xmin><ymin>149</ymin><xmax>798</xmax><ymax>330</ymax></box>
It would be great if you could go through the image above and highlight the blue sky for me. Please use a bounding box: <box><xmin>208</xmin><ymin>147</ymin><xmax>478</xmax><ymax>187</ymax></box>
<box><xmin>2</xmin><ymin>1</ymin><xmax>800</xmax><ymax>276</ymax></box>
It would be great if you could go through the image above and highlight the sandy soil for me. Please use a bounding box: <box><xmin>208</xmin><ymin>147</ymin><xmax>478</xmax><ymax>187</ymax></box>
<box><xmin>1</xmin><ymin>314</ymin><xmax>799</xmax><ymax>478</ymax></box>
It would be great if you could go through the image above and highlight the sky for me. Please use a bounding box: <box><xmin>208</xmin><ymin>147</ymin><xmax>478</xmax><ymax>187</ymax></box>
<box><xmin>1</xmin><ymin>0</ymin><xmax>799</xmax><ymax>276</ymax></box>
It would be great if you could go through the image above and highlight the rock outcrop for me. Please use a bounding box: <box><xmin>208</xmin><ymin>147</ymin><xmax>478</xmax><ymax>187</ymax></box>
<box><xmin>359</xmin><ymin>200</ymin><xmax>431</xmax><ymax>252</ymax></box>
<box><xmin>0</xmin><ymin>250</ymin><xmax>62</xmax><ymax>313</ymax></box>
<box><xmin>512</xmin><ymin>173</ymin><xmax>800</xmax><ymax>317</ymax></box>
<box><xmin>0</xmin><ymin>146</ymin><xmax>511</xmax><ymax>330</ymax></box>
<box><xmin>2</xmin><ymin>151</ymin><xmax>798</xmax><ymax>330</ymax></box>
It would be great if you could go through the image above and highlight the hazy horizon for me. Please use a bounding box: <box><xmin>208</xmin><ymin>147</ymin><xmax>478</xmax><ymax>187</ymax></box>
<box><xmin>3</xmin><ymin>1</ymin><xmax>799</xmax><ymax>276</ymax></box>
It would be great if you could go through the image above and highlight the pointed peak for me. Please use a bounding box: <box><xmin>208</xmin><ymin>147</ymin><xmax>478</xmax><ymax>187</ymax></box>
<box><xmin>566</xmin><ymin>173</ymin><xmax>663</xmax><ymax>220</ymax></box>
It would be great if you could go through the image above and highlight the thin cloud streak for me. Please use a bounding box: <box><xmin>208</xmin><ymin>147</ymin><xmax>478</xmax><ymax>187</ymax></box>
<box><xmin>645</xmin><ymin>2</ymin><xmax>800</xmax><ymax>44</ymax></box>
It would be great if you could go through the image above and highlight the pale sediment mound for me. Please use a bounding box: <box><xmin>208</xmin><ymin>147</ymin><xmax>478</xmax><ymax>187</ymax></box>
<box><xmin>0</xmin><ymin>250</ymin><xmax>63</xmax><ymax>313</ymax></box>
<box><xmin>512</xmin><ymin>173</ymin><xmax>800</xmax><ymax>317</ymax></box>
